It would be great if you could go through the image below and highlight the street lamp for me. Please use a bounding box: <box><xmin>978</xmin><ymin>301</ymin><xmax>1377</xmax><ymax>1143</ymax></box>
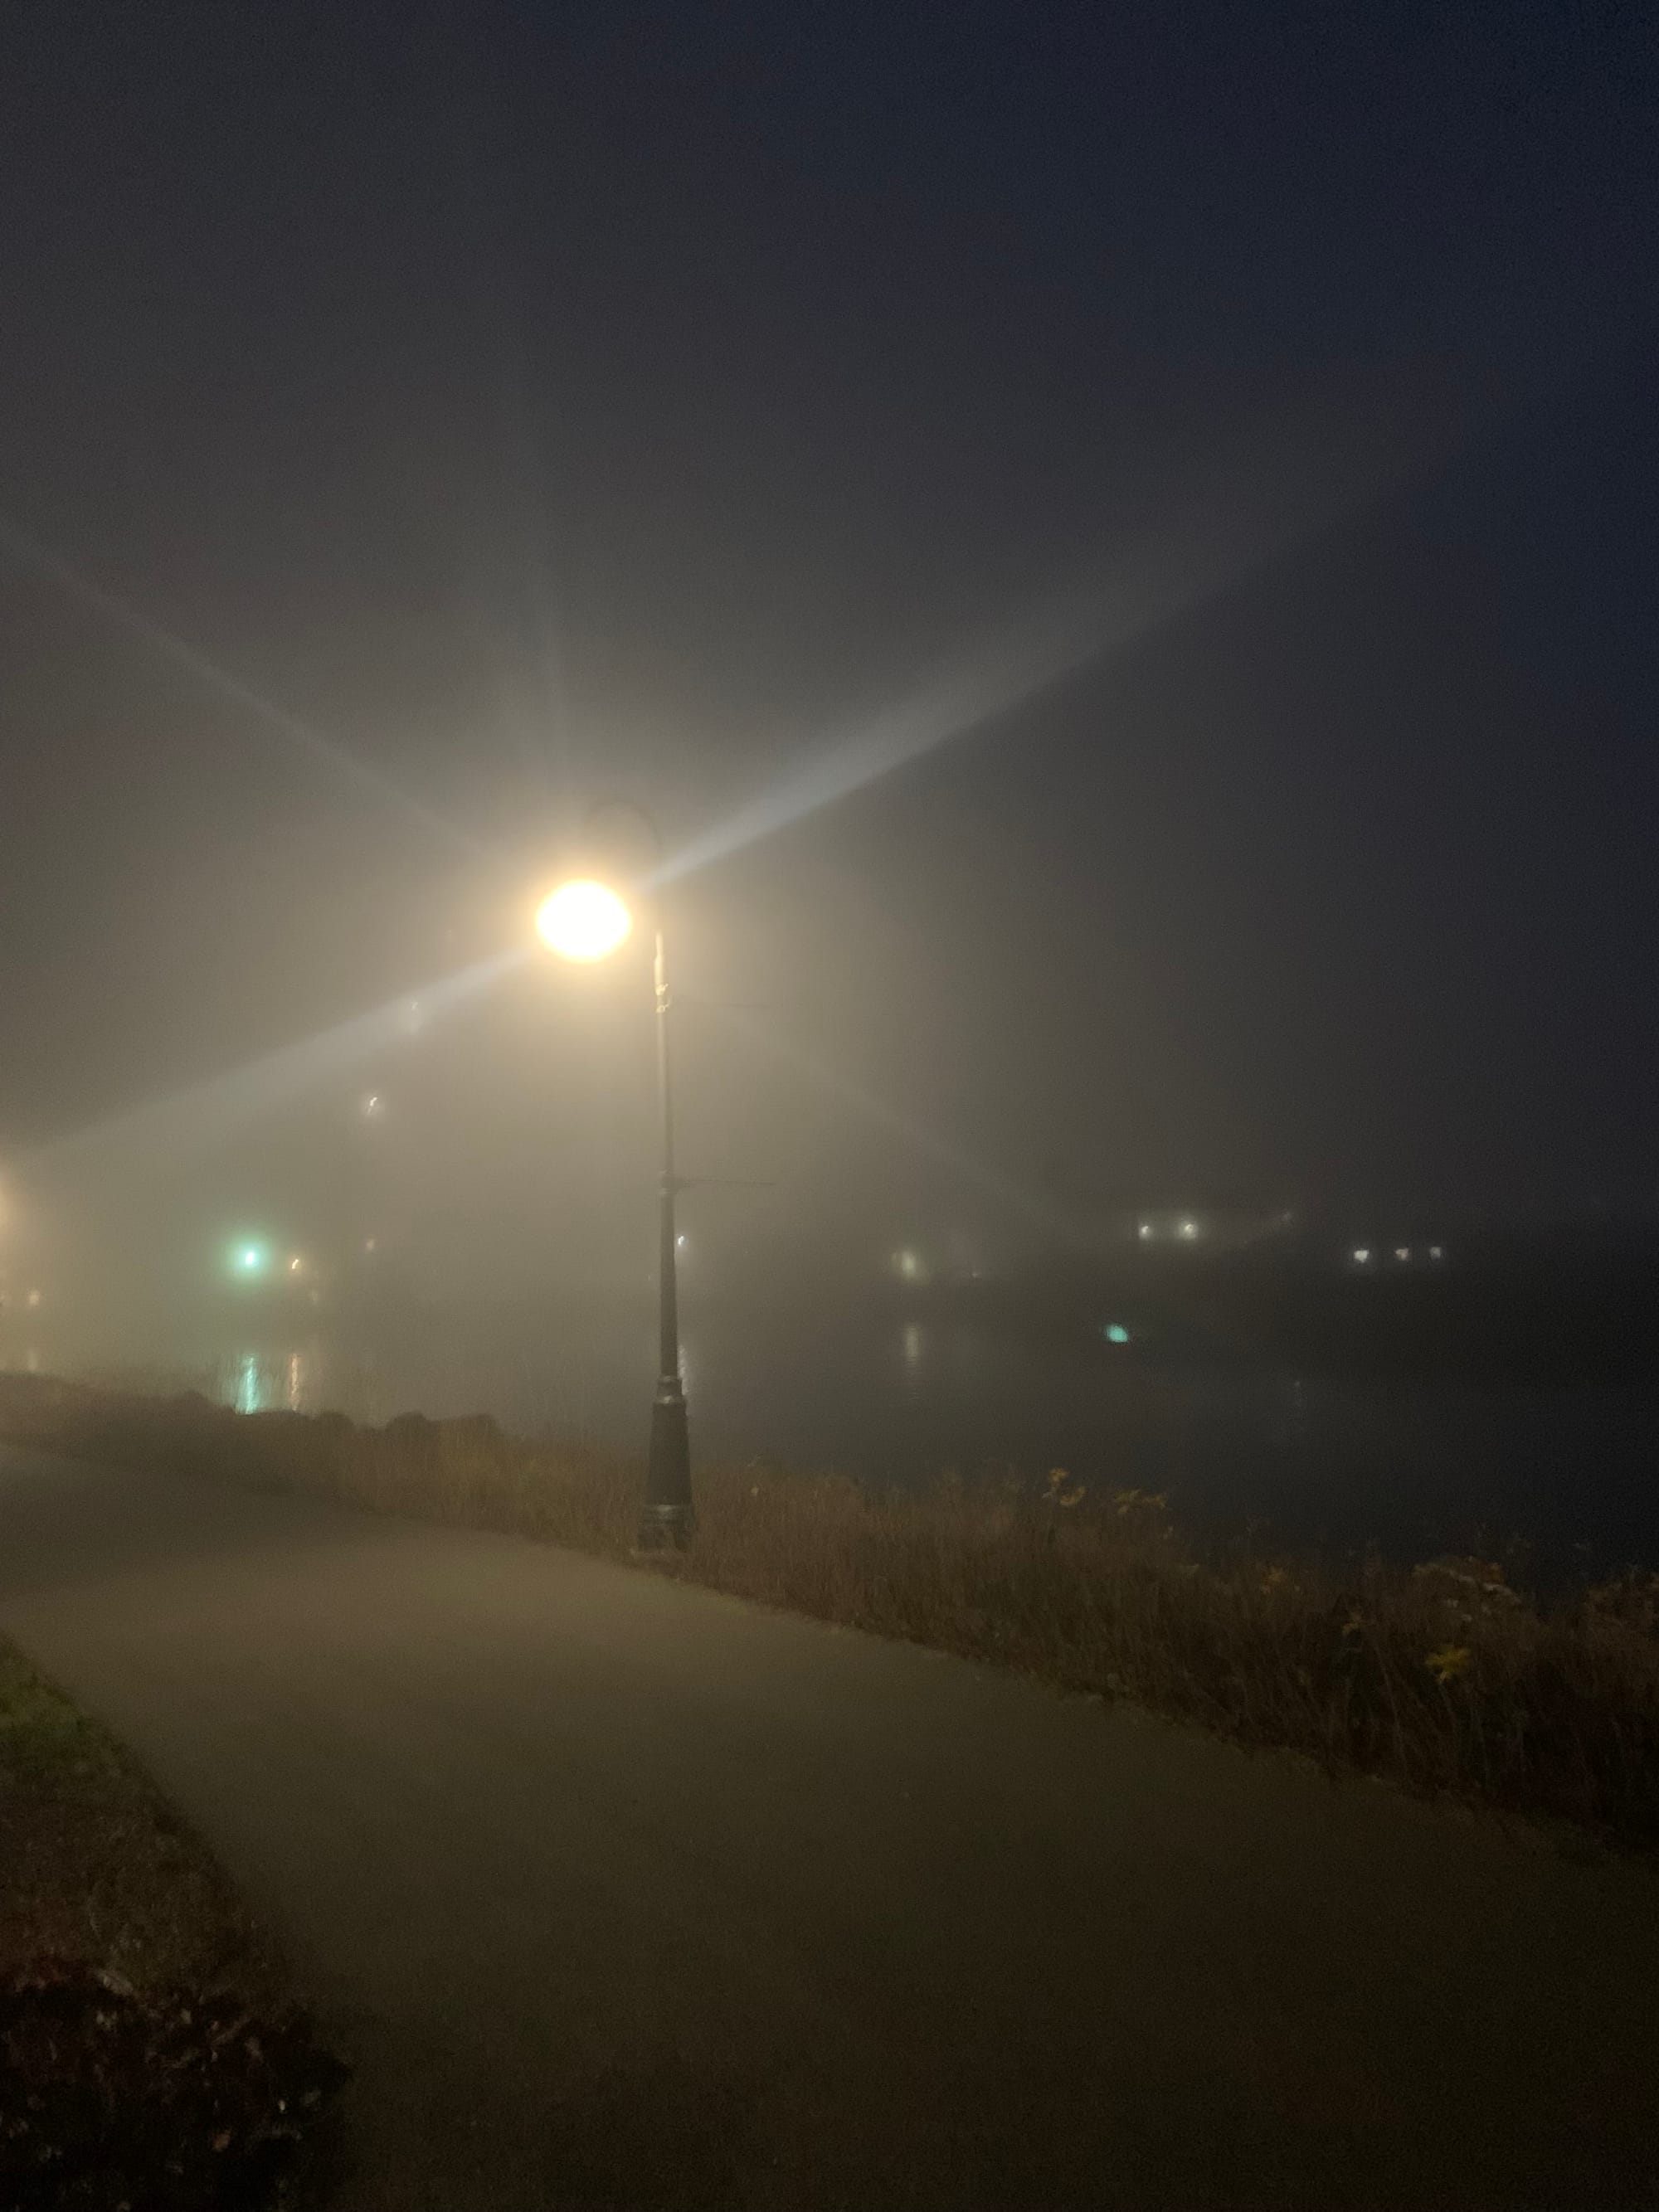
<box><xmin>537</xmin><ymin>814</ymin><xmax>693</xmax><ymax>1548</ymax></box>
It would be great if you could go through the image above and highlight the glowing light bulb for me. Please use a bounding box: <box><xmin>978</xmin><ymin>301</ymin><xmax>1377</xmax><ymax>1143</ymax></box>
<box><xmin>536</xmin><ymin>881</ymin><xmax>632</xmax><ymax>961</ymax></box>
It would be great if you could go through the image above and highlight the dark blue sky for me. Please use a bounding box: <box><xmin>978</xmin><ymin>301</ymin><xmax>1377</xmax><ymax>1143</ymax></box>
<box><xmin>1</xmin><ymin>0</ymin><xmax>1655</xmax><ymax>1276</ymax></box>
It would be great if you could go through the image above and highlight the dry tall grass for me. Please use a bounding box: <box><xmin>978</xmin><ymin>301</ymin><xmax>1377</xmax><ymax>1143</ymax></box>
<box><xmin>3</xmin><ymin>1372</ymin><xmax>1657</xmax><ymax>1849</ymax></box>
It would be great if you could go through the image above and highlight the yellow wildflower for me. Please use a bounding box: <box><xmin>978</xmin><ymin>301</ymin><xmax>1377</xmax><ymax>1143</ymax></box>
<box><xmin>1426</xmin><ymin>1643</ymin><xmax>1472</xmax><ymax>1686</ymax></box>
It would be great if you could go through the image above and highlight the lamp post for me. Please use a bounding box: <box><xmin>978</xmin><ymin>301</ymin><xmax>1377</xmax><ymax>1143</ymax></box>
<box><xmin>536</xmin><ymin>822</ymin><xmax>694</xmax><ymax>1548</ymax></box>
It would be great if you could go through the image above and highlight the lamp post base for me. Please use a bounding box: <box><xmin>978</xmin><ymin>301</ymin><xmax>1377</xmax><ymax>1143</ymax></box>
<box><xmin>640</xmin><ymin>1385</ymin><xmax>694</xmax><ymax>1550</ymax></box>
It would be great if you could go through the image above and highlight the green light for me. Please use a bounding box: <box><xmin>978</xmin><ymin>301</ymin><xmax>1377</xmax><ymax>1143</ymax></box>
<box><xmin>228</xmin><ymin>1239</ymin><xmax>271</xmax><ymax>1280</ymax></box>
<box><xmin>1104</xmin><ymin>1323</ymin><xmax>1131</xmax><ymax>1345</ymax></box>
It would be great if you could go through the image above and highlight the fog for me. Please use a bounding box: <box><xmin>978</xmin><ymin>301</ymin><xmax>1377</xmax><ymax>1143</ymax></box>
<box><xmin>2</xmin><ymin>5</ymin><xmax>1656</xmax><ymax>1518</ymax></box>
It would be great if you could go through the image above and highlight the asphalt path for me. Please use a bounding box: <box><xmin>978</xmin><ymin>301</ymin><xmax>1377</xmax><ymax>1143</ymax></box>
<box><xmin>2</xmin><ymin>1441</ymin><xmax>1656</xmax><ymax>2210</ymax></box>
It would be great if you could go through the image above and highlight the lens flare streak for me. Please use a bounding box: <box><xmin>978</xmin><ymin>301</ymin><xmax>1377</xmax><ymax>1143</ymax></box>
<box><xmin>655</xmin><ymin>433</ymin><xmax>1404</xmax><ymax>886</ymax></box>
<box><xmin>25</xmin><ymin>950</ymin><xmax>527</xmax><ymax>1170</ymax></box>
<box><xmin>0</xmin><ymin>513</ymin><xmax>486</xmax><ymax>853</ymax></box>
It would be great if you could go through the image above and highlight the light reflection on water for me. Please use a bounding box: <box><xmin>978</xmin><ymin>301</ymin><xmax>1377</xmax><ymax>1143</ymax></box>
<box><xmin>224</xmin><ymin>1348</ymin><xmax>315</xmax><ymax>1416</ymax></box>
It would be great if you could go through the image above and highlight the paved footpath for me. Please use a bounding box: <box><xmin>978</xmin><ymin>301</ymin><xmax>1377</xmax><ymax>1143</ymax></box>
<box><xmin>2</xmin><ymin>1441</ymin><xmax>1657</xmax><ymax>2210</ymax></box>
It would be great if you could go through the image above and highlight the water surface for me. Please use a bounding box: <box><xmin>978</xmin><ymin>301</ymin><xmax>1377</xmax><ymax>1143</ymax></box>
<box><xmin>166</xmin><ymin>1301</ymin><xmax>1659</xmax><ymax>1566</ymax></box>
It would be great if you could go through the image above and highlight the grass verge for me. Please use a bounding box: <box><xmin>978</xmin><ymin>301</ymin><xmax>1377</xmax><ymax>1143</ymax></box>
<box><xmin>0</xmin><ymin>1631</ymin><xmax>344</xmax><ymax>2209</ymax></box>
<box><xmin>2</xmin><ymin>1370</ymin><xmax>1658</xmax><ymax>1853</ymax></box>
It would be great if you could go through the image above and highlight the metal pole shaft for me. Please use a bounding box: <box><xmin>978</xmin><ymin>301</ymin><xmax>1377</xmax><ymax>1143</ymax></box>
<box><xmin>654</xmin><ymin>928</ymin><xmax>680</xmax><ymax>1388</ymax></box>
<box><xmin>641</xmin><ymin>919</ymin><xmax>693</xmax><ymax>1545</ymax></box>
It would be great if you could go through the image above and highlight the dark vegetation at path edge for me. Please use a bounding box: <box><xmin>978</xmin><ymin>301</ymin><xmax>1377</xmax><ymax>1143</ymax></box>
<box><xmin>0</xmin><ymin>1634</ymin><xmax>345</xmax><ymax>2209</ymax></box>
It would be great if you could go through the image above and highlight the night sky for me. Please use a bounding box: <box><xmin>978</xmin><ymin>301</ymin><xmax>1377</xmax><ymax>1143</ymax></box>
<box><xmin>2</xmin><ymin>2</ymin><xmax>1656</xmax><ymax>1300</ymax></box>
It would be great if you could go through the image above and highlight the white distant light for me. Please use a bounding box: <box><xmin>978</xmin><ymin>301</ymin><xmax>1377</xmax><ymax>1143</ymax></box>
<box><xmin>1428</xmin><ymin>1244</ymin><xmax>1444</xmax><ymax>1261</ymax></box>
<box><xmin>1179</xmin><ymin>1218</ymin><xmax>1199</xmax><ymax>1241</ymax></box>
<box><xmin>363</xmin><ymin>1236</ymin><xmax>377</xmax><ymax>1254</ymax></box>
<box><xmin>289</xmin><ymin>1256</ymin><xmax>303</xmax><ymax>1274</ymax></box>
<box><xmin>675</xmin><ymin>1233</ymin><xmax>688</xmax><ymax>1252</ymax></box>
<box><xmin>536</xmin><ymin>880</ymin><xmax>632</xmax><ymax>962</ymax></box>
<box><xmin>893</xmin><ymin>1247</ymin><xmax>925</xmax><ymax>1283</ymax></box>
<box><xmin>360</xmin><ymin>1092</ymin><xmax>386</xmax><ymax>1121</ymax></box>
<box><xmin>25</xmin><ymin>1287</ymin><xmax>42</xmax><ymax>1308</ymax></box>
<box><xmin>1351</xmin><ymin>1247</ymin><xmax>1371</xmax><ymax>1266</ymax></box>
<box><xmin>1137</xmin><ymin>1221</ymin><xmax>1154</xmax><ymax>1242</ymax></box>
<box><xmin>1394</xmin><ymin>1247</ymin><xmax>1411</xmax><ymax>1263</ymax></box>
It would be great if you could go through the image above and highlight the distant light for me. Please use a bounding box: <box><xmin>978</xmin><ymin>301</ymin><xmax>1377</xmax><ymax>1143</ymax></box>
<box><xmin>25</xmin><ymin>1287</ymin><xmax>41</xmax><ymax>1309</ymax></box>
<box><xmin>1137</xmin><ymin>1221</ymin><xmax>1154</xmax><ymax>1242</ymax></box>
<box><xmin>1394</xmin><ymin>1247</ymin><xmax>1411</xmax><ymax>1263</ymax></box>
<box><xmin>1104</xmin><ymin>1322</ymin><xmax>1131</xmax><ymax>1344</ymax></box>
<box><xmin>893</xmin><ymin>1247</ymin><xmax>926</xmax><ymax>1284</ymax></box>
<box><xmin>1428</xmin><ymin>1244</ymin><xmax>1445</xmax><ymax>1262</ymax></box>
<box><xmin>360</xmin><ymin>1091</ymin><xmax>386</xmax><ymax>1121</ymax></box>
<box><xmin>363</xmin><ymin>1236</ymin><xmax>377</xmax><ymax>1254</ymax></box>
<box><xmin>1179</xmin><ymin>1218</ymin><xmax>1200</xmax><ymax>1241</ymax></box>
<box><xmin>230</xmin><ymin>1240</ymin><xmax>270</xmax><ymax>1279</ymax></box>
<box><xmin>1351</xmin><ymin>1247</ymin><xmax>1371</xmax><ymax>1266</ymax></box>
<box><xmin>675</xmin><ymin>1233</ymin><xmax>688</xmax><ymax>1252</ymax></box>
<box><xmin>288</xmin><ymin>1256</ymin><xmax>304</xmax><ymax>1274</ymax></box>
<box><xmin>536</xmin><ymin>880</ymin><xmax>632</xmax><ymax>962</ymax></box>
